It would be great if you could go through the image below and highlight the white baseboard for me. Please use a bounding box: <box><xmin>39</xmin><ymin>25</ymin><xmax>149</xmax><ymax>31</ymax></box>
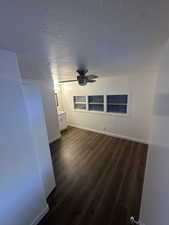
<box><xmin>30</xmin><ymin>204</ymin><xmax>49</xmax><ymax>225</ymax></box>
<box><xmin>69</xmin><ymin>123</ymin><xmax>148</xmax><ymax>144</ymax></box>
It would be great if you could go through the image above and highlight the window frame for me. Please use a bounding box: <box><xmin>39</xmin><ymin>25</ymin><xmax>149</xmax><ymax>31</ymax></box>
<box><xmin>73</xmin><ymin>93</ymin><xmax>130</xmax><ymax>116</ymax></box>
<box><xmin>106</xmin><ymin>94</ymin><xmax>128</xmax><ymax>114</ymax></box>
<box><xmin>88</xmin><ymin>95</ymin><xmax>104</xmax><ymax>112</ymax></box>
<box><xmin>73</xmin><ymin>96</ymin><xmax>87</xmax><ymax>111</ymax></box>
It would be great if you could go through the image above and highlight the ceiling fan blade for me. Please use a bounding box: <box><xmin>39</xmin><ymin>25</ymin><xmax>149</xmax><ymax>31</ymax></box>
<box><xmin>59</xmin><ymin>80</ymin><xmax>77</xmax><ymax>83</ymax></box>
<box><xmin>87</xmin><ymin>79</ymin><xmax>96</xmax><ymax>83</ymax></box>
<box><xmin>86</xmin><ymin>74</ymin><xmax>98</xmax><ymax>79</ymax></box>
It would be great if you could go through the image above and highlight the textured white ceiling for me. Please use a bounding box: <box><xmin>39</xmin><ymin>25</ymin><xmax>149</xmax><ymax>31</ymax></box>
<box><xmin>0</xmin><ymin>0</ymin><xmax>169</xmax><ymax>81</ymax></box>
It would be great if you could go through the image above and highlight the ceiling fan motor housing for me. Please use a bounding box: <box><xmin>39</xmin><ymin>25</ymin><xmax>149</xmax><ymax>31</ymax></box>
<box><xmin>76</xmin><ymin>69</ymin><xmax>88</xmax><ymax>76</ymax></box>
<box><xmin>77</xmin><ymin>75</ymin><xmax>87</xmax><ymax>86</ymax></box>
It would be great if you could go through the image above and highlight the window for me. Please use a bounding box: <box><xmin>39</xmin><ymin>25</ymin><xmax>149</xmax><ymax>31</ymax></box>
<box><xmin>107</xmin><ymin>95</ymin><xmax>128</xmax><ymax>113</ymax></box>
<box><xmin>73</xmin><ymin>96</ymin><xmax>86</xmax><ymax>110</ymax></box>
<box><xmin>73</xmin><ymin>94</ymin><xmax>128</xmax><ymax>114</ymax></box>
<box><xmin>88</xmin><ymin>95</ymin><xmax>104</xmax><ymax>111</ymax></box>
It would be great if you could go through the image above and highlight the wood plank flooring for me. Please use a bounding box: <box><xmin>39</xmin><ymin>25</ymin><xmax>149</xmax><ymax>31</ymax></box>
<box><xmin>38</xmin><ymin>127</ymin><xmax>148</xmax><ymax>225</ymax></box>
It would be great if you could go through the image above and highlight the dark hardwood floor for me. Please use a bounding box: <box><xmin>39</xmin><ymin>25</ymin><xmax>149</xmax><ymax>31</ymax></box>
<box><xmin>38</xmin><ymin>127</ymin><xmax>148</xmax><ymax>225</ymax></box>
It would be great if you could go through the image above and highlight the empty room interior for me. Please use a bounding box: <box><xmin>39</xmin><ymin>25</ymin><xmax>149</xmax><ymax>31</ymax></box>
<box><xmin>1</xmin><ymin>1</ymin><xmax>169</xmax><ymax>225</ymax></box>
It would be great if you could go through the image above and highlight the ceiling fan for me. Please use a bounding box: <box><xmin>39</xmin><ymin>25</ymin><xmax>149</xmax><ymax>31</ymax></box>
<box><xmin>59</xmin><ymin>68</ymin><xmax>98</xmax><ymax>86</ymax></box>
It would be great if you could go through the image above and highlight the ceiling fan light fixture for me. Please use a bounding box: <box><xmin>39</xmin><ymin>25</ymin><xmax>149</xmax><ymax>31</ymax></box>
<box><xmin>77</xmin><ymin>76</ymin><xmax>87</xmax><ymax>86</ymax></box>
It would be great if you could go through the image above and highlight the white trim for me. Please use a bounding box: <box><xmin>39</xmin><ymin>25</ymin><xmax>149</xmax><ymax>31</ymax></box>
<box><xmin>69</xmin><ymin>123</ymin><xmax>148</xmax><ymax>144</ymax></box>
<box><xmin>104</xmin><ymin>94</ymin><xmax>107</xmax><ymax>113</ymax></box>
<box><xmin>86</xmin><ymin>96</ymin><xmax>89</xmax><ymax>111</ymax></box>
<box><xmin>30</xmin><ymin>204</ymin><xmax>49</xmax><ymax>225</ymax></box>
<box><xmin>73</xmin><ymin>94</ymin><xmax>130</xmax><ymax>117</ymax></box>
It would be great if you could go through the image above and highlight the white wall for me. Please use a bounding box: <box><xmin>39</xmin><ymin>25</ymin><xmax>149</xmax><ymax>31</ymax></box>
<box><xmin>140</xmin><ymin>40</ymin><xmax>169</xmax><ymax>225</ymax></box>
<box><xmin>23</xmin><ymin>79</ymin><xmax>61</xmax><ymax>143</ymax></box>
<box><xmin>23</xmin><ymin>84</ymin><xmax>56</xmax><ymax>197</ymax></box>
<box><xmin>0</xmin><ymin>50</ymin><xmax>48</xmax><ymax>225</ymax></box>
<box><xmin>60</xmin><ymin>73</ymin><xmax>157</xmax><ymax>143</ymax></box>
<box><xmin>39</xmin><ymin>83</ymin><xmax>61</xmax><ymax>143</ymax></box>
